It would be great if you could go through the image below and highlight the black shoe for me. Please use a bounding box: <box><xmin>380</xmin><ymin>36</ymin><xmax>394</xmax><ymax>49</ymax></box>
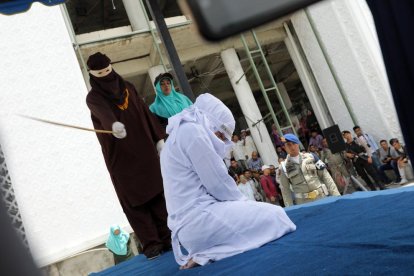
<box><xmin>145</xmin><ymin>248</ymin><xmax>162</xmax><ymax>260</ymax></box>
<box><xmin>162</xmin><ymin>243</ymin><xmax>172</xmax><ymax>252</ymax></box>
<box><xmin>147</xmin><ymin>253</ymin><xmax>161</xmax><ymax>260</ymax></box>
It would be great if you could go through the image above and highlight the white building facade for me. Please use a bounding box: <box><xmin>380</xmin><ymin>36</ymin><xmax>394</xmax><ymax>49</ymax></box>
<box><xmin>0</xmin><ymin>0</ymin><xmax>402</xmax><ymax>268</ymax></box>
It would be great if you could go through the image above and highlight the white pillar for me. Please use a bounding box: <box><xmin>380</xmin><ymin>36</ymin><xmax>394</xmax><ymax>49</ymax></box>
<box><xmin>122</xmin><ymin>0</ymin><xmax>148</xmax><ymax>31</ymax></box>
<box><xmin>148</xmin><ymin>65</ymin><xmax>166</xmax><ymax>94</ymax></box>
<box><xmin>221</xmin><ymin>48</ymin><xmax>279</xmax><ymax>166</ymax></box>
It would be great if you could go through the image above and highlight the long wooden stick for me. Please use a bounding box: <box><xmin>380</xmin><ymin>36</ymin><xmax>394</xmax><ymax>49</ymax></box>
<box><xmin>18</xmin><ymin>114</ymin><xmax>114</xmax><ymax>134</ymax></box>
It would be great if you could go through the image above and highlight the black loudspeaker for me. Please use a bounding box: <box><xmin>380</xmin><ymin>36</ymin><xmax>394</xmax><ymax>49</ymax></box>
<box><xmin>322</xmin><ymin>125</ymin><xmax>346</xmax><ymax>154</ymax></box>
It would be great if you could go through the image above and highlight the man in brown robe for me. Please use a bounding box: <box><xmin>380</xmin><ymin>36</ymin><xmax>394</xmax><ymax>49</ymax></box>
<box><xmin>85</xmin><ymin>52</ymin><xmax>171</xmax><ymax>259</ymax></box>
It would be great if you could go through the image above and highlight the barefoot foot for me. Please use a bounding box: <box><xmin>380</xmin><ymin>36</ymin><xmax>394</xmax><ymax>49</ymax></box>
<box><xmin>180</xmin><ymin>259</ymin><xmax>199</xmax><ymax>270</ymax></box>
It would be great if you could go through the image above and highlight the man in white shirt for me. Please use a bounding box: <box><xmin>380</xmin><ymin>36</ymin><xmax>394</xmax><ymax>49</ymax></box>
<box><xmin>390</xmin><ymin>138</ymin><xmax>413</xmax><ymax>183</ymax></box>
<box><xmin>244</xmin><ymin>170</ymin><xmax>265</xmax><ymax>202</ymax></box>
<box><xmin>237</xmin><ymin>175</ymin><xmax>256</xmax><ymax>201</ymax></box>
<box><xmin>232</xmin><ymin>134</ymin><xmax>247</xmax><ymax>170</ymax></box>
<box><xmin>160</xmin><ymin>93</ymin><xmax>296</xmax><ymax>269</ymax></box>
<box><xmin>353</xmin><ymin>126</ymin><xmax>381</xmax><ymax>169</ymax></box>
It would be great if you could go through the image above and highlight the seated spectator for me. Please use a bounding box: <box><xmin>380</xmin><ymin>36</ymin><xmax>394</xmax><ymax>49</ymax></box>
<box><xmin>244</xmin><ymin>170</ymin><xmax>265</xmax><ymax>202</ymax></box>
<box><xmin>252</xmin><ymin>170</ymin><xmax>261</xmax><ymax>184</ymax></box>
<box><xmin>309</xmin><ymin>129</ymin><xmax>323</xmax><ymax>150</ymax></box>
<box><xmin>237</xmin><ymin>175</ymin><xmax>256</xmax><ymax>201</ymax></box>
<box><xmin>390</xmin><ymin>138</ymin><xmax>413</xmax><ymax>183</ymax></box>
<box><xmin>378</xmin><ymin>139</ymin><xmax>401</xmax><ymax>184</ymax></box>
<box><xmin>229</xmin><ymin>159</ymin><xmax>243</xmax><ymax>180</ymax></box>
<box><xmin>260</xmin><ymin>165</ymin><xmax>279</xmax><ymax>205</ymax></box>
<box><xmin>308</xmin><ymin>144</ymin><xmax>321</xmax><ymax>161</ymax></box>
<box><xmin>247</xmin><ymin>151</ymin><xmax>263</xmax><ymax>171</ymax></box>
<box><xmin>276</xmin><ymin>146</ymin><xmax>287</xmax><ymax>159</ymax></box>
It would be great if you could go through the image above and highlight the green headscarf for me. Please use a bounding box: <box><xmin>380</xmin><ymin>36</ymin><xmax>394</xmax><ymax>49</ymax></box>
<box><xmin>149</xmin><ymin>76</ymin><xmax>193</xmax><ymax>119</ymax></box>
<box><xmin>105</xmin><ymin>225</ymin><xmax>130</xmax><ymax>255</ymax></box>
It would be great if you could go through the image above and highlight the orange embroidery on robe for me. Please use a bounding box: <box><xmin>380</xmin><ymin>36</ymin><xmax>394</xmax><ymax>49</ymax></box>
<box><xmin>117</xmin><ymin>89</ymin><xmax>129</xmax><ymax>110</ymax></box>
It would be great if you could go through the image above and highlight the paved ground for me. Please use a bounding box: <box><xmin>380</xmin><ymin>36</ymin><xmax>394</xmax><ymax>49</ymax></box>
<box><xmin>343</xmin><ymin>175</ymin><xmax>413</xmax><ymax>195</ymax></box>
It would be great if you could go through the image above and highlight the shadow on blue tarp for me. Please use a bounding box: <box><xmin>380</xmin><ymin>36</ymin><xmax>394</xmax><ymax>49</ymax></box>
<box><xmin>91</xmin><ymin>186</ymin><xmax>414</xmax><ymax>275</ymax></box>
<box><xmin>0</xmin><ymin>0</ymin><xmax>66</xmax><ymax>15</ymax></box>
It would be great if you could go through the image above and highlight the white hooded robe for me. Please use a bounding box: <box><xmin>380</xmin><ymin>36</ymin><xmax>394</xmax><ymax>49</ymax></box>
<box><xmin>160</xmin><ymin>93</ymin><xmax>296</xmax><ymax>266</ymax></box>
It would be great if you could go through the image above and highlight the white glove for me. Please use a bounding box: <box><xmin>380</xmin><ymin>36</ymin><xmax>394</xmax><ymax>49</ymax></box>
<box><xmin>112</xmin><ymin>121</ymin><xmax>127</xmax><ymax>139</ymax></box>
<box><xmin>315</xmin><ymin>160</ymin><xmax>327</xmax><ymax>170</ymax></box>
<box><xmin>156</xmin><ymin>139</ymin><xmax>165</xmax><ymax>154</ymax></box>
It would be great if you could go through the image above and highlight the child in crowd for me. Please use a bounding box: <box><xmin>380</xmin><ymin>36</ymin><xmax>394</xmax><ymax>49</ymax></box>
<box><xmin>106</xmin><ymin>225</ymin><xmax>135</xmax><ymax>265</ymax></box>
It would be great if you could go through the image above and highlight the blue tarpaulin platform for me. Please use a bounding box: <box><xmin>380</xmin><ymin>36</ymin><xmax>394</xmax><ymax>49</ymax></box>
<box><xmin>92</xmin><ymin>186</ymin><xmax>414</xmax><ymax>275</ymax></box>
<box><xmin>0</xmin><ymin>0</ymin><xmax>66</xmax><ymax>15</ymax></box>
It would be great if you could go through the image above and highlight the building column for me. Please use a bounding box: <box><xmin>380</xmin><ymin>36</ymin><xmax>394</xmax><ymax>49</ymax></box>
<box><xmin>148</xmin><ymin>65</ymin><xmax>166</xmax><ymax>94</ymax></box>
<box><xmin>221</xmin><ymin>48</ymin><xmax>279</xmax><ymax>166</ymax></box>
<box><xmin>122</xmin><ymin>0</ymin><xmax>149</xmax><ymax>31</ymax></box>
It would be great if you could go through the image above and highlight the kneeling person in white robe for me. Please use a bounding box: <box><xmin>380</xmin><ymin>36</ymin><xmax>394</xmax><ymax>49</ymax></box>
<box><xmin>160</xmin><ymin>93</ymin><xmax>296</xmax><ymax>269</ymax></box>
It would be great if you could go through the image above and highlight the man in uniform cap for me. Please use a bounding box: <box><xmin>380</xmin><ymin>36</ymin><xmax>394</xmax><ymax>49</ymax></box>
<box><xmin>280</xmin><ymin>134</ymin><xmax>340</xmax><ymax>207</ymax></box>
<box><xmin>85</xmin><ymin>52</ymin><xmax>171</xmax><ymax>259</ymax></box>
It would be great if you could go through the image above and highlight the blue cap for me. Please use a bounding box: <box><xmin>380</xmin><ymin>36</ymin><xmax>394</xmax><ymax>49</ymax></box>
<box><xmin>284</xmin><ymin>134</ymin><xmax>300</xmax><ymax>144</ymax></box>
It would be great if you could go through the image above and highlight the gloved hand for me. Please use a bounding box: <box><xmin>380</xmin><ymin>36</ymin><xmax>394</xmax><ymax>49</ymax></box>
<box><xmin>112</xmin><ymin>122</ymin><xmax>127</xmax><ymax>139</ymax></box>
<box><xmin>315</xmin><ymin>160</ymin><xmax>327</xmax><ymax>170</ymax></box>
<box><xmin>156</xmin><ymin>139</ymin><xmax>165</xmax><ymax>154</ymax></box>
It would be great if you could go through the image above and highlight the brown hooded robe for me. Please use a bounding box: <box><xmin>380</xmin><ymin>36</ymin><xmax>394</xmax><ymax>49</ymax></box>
<box><xmin>86</xmin><ymin>71</ymin><xmax>170</xmax><ymax>256</ymax></box>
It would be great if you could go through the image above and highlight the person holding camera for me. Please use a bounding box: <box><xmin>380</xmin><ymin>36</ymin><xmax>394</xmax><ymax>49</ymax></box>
<box><xmin>279</xmin><ymin>134</ymin><xmax>340</xmax><ymax>207</ymax></box>
<box><xmin>378</xmin><ymin>139</ymin><xmax>401</xmax><ymax>184</ymax></box>
<box><xmin>390</xmin><ymin>138</ymin><xmax>412</xmax><ymax>183</ymax></box>
<box><xmin>342</xmin><ymin>131</ymin><xmax>385</xmax><ymax>191</ymax></box>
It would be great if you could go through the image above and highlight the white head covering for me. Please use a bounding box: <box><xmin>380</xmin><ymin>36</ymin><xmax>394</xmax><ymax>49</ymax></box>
<box><xmin>166</xmin><ymin>93</ymin><xmax>235</xmax><ymax>157</ymax></box>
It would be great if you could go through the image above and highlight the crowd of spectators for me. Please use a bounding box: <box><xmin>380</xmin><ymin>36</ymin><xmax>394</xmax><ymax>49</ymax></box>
<box><xmin>225</xmin><ymin>124</ymin><xmax>413</xmax><ymax>208</ymax></box>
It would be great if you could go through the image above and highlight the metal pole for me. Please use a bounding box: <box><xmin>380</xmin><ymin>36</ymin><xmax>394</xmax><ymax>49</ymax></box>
<box><xmin>251</xmin><ymin>30</ymin><xmax>299</xmax><ymax>138</ymax></box>
<box><xmin>76</xmin><ymin>21</ymin><xmax>191</xmax><ymax>47</ymax></box>
<box><xmin>241</xmin><ymin>34</ymin><xmax>282</xmax><ymax>135</ymax></box>
<box><xmin>139</xmin><ymin>0</ymin><xmax>168</xmax><ymax>71</ymax></box>
<box><xmin>145</xmin><ymin>0</ymin><xmax>195</xmax><ymax>102</ymax></box>
<box><xmin>60</xmin><ymin>4</ymin><xmax>90</xmax><ymax>90</ymax></box>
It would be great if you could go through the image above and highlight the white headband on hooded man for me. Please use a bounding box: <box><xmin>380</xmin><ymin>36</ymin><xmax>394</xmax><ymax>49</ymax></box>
<box><xmin>89</xmin><ymin>64</ymin><xmax>113</xmax><ymax>78</ymax></box>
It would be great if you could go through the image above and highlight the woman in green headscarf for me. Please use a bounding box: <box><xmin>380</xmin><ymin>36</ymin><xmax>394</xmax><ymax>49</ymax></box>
<box><xmin>149</xmin><ymin>73</ymin><xmax>193</xmax><ymax>128</ymax></box>
<box><xmin>106</xmin><ymin>225</ymin><xmax>135</xmax><ymax>264</ymax></box>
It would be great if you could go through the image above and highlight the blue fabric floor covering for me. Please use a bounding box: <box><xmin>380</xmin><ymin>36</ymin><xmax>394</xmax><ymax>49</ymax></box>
<box><xmin>91</xmin><ymin>186</ymin><xmax>414</xmax><ymax>275</ymax></box>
